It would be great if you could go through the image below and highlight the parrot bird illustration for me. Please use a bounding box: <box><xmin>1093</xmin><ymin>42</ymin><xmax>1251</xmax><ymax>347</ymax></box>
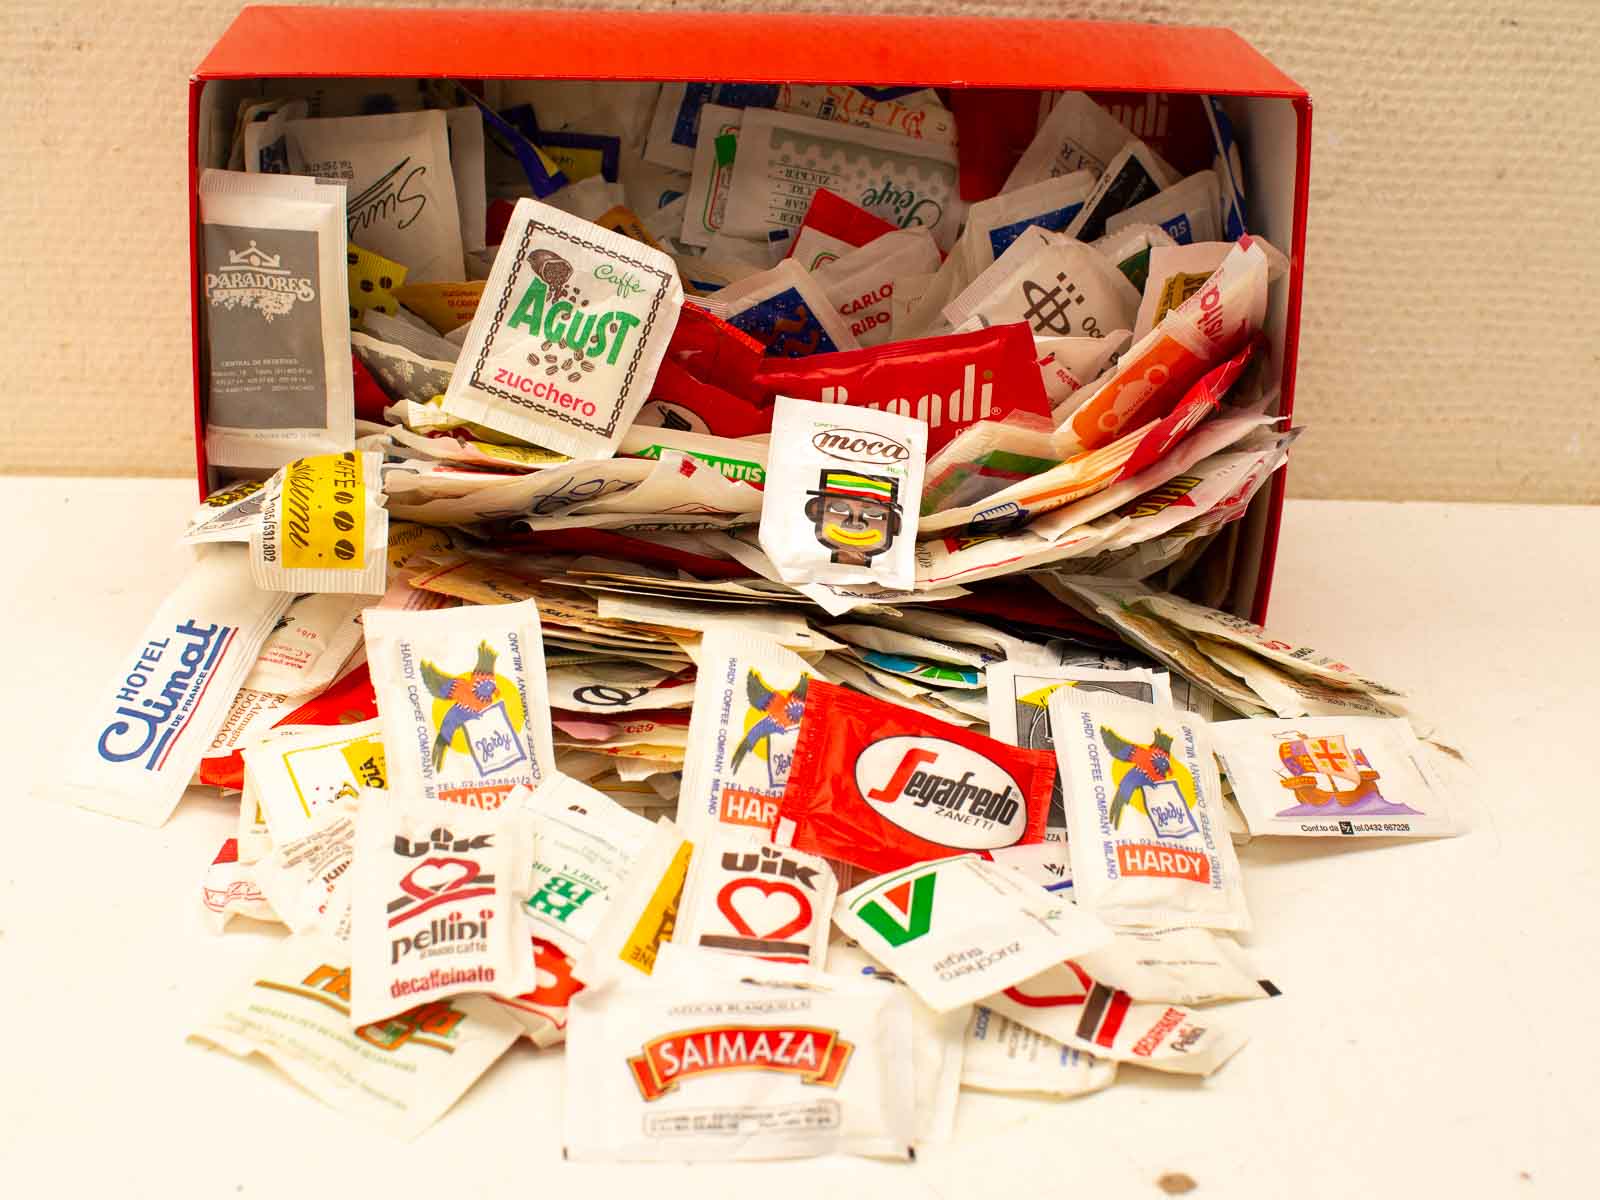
<box><xmin>1101</xmin><ymin>725</ymin><xmax>1176</xmax><ymax>830</ymax></box>
<box><xmin>729</xmin><ymin>670</ymin><xmax>809</xmax><ymax>774</ymax></box>
<box><xmin>420</xmin><ymin>641</ymin><xmax>502</xmax><ymax>770</ymax></box>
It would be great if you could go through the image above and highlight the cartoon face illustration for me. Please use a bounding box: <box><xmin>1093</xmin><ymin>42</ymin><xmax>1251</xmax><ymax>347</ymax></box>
<box><xmin>804</xmin><ymin>470</ymin><xmax>902</xmax><ymax>566</ymax></box>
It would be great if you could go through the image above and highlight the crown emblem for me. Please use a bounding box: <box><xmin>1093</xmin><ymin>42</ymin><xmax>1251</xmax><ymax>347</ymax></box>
<box><xmin>226</xmin><ymin>240</ymin><xmax>288</xmax><ymax>273</ymax></box>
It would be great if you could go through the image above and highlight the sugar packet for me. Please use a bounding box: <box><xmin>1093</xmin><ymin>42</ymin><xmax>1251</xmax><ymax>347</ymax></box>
<box><xmin>1105</xmin><ymin>170</ymin><xmax>1223</xmax><ymax>246</ymax></box>
<box><xmin>675</xmin><ymin>827</ymin><xmax>837</xmax><ymax>967</ymax></box>
<box><xmin>676</xmin><ymin>629</ymin><xmax>818</xmax><ymax>837</ymax></box>
<box><xmin>349</xmin><ymin>796</ymin><xmax>536</xmax><ymax>1027</ymax></box>
<box><xmin>190</xmin><ymin>933</ymin><xmax>521</xmax><ymax>1139</ymax></box>
<box><xmin>1047</xmin><ymin>688</ymin><xmax>1249</xmax><ymax>932</ymax></box>
<box><xmin>1063</xmin><ymin>140</ymin><xmax>1178</xmax><ymax>243</ymax></box>
<box><xmin>961</xmin><ymin>170</ymin><xmax>1094</xmax><ymax>277</ymax></box>
<box><xmin>199</xmin><ymin>838</ymin><xmax>276</xmax><ymax>933</ymax></box>
<box><xmin>813</xmin><ymin>228</ymin><xmax>941</xmax><ymax>347</ymax></box>
<box><xmin>198</xmin><ymin>169</ymin><xmax>353</xmax><ymax>471</ymax></box>
<box><xmin>944</xmin><ymin>233</ymin><xmax>1140</xmax><ymax>341</ymax></box>
<box><xmin>1209</xmin><ymin>716</ymin><xmax>1454</xmax><ymax>838</ymax></box>
<box><xmin>64</xmin><ymin>546</ymin><xmax>292</xmax><ymax>827</ymax></box>
<box><xmin>758</xmin><ymin>396</ymin><xmax>926</xmax><ymax>590</ymax></box>
<box><xmin>700</xmin><ymin>259</ymin><xmax>860</xmax><ymax>357</ymax></box>
<box><xmin>679</xmin><ymin>103</ymin><xmax>743</xmax><ymax>247</ymax></box>
<box><xmin>1004</xmin><ymin>92</ymin><xmax>1133</xmax><ymax>192</ymax></box>
<box><xmin>961</xmin><ymin>1007</ymin><xmax>1117</xmax><ymax>1098</ymax></box>
<box><xmin>1131</xmin><ymin>242</ymin><xmax>1232</xmax><ymax>341</ymax></box>
<box><xmin>564</xmin><ymin>960</ymin><xmax>915</xmax><ymax>1161</ymax></box>
<box><xmin>252</xmin><ymin>796</ymin><xmax>360</xmax><ymax>934</ymax></box>
<box><xmin>833</xmin><ymin>854</ymin><xmax>1113</xmax><ymax>1013</ymax></box>
<box><xmin>575</xmin><ymin>818</ymin><xmax>694</xmax><ymax>987</ymax></box>
<box><xmin>1075</xmin><ymin>926</ymin><xmax>1275</xmax><ymax>1006</ymax></box>
<box><xmin>441</xmin><ymin>198</ymin><xmax>684</xmax><ymax>459</ymax></box>
<box><xmin>249</xmin><ymin>451</ymin><xmax>388</xmax><ymax>594</ymax></box>
<box><xmin>363</xmin><ymin>600</ymin><xmax>555</xmax><ymax>809</ymax></box>
<box><xmin>242</xmin><ymin>717</ymin><xmax>386</xmax><ymax>843</ymax></box>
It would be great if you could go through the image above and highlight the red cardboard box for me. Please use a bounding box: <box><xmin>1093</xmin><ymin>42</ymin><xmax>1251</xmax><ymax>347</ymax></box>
<box><xmin>188</xmin><ymin>7</ymin><xmax>1310</xmax><ymax>623</ymax></box>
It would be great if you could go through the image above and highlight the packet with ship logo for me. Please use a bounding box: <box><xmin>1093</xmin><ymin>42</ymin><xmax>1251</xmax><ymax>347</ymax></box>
<box><xmin>364</xmin><ymin>599</ymin><xmax>556</xmax><ymax>810</ymax></box>
<box><xmin>349</xmin><ymin>796</ymin><xmax>536</xmax><ymax>1027</ymax></box>
<box><xmin>757</xmin><ymin>396</ymin><xmax>926</xmax><ymax>591</ymax></box>
<box><xmin>440</xmin><ymin>198</ymin><xmax>684</xmax><ymax>459</ymax></box>
<box><xmin>190</xmin><ymin>932</ymin><xmax>522</xmax><ymax>1139</ymax></box>
<box><xmin>250</xmin><ymin>450</ymin><xmax>388</xmax><ymax>594</ymax></box>
<box><xmin>198</xmin><ymin>169</ymin><xmax>353</xmax><ymax>471</ymax></box>
<box><xmin>675</xmin><ymin>827</ymin><xmax>837</xmax><ymax>968</ymax></box>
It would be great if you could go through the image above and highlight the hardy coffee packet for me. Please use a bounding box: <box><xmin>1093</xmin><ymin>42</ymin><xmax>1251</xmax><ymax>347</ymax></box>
<box><xmin>191</xmin><ymin>933</ymin><xmax>521</xmax><ymax>1139</ymax></box>
<box><xmin>676</xmin><ymin>629</ymin><xmax>818</xmax><ymax>837</ymax></box>
<box><xmin>364</xmin><ymin>600</ymin><xmax>555</xmax><ymax>810</ymax></box>
<box><xmin>564</xmin><ymin>958</ymin><xmax>915</xmax><ymax>1161</ymax></box>
<box><xmin>65</xmin><ymin>546</ymin><xmax>292</xmax><ymax>827</ymax></box>
<box><xmin>775</xmin><ymin>681</ymin><xmax>1054</xmax><ymax>875</ymax></box>
<box><xmin>675</xmin><ymin>827</ymin><xmax>837</xmax><ymax>968</ymax></box>
<box><xmin>249</xmin><ymin>451</ymin><xmax>388</xmax><ymax>594</ymax></box>
<box><xmin>1047</xmin><ymin>688</ymin><xmax>1249</xmax><ymax>932</ymax></box>
<box><xmin>349</xmin><ymin>796</ymin><xmax>536</xmax><ymax>1027</ymax></box>
<box><xmin>1209</xmin><ymin>716</ymin><xmax>1453</xmax><ymax>839</ymax></box>
<box><xmin>833</xmin><ymin>854</ymin><xmax>1113</xmax><ymax>1013</ymax></box>
<box><xmin>441</xmin><ymin>198</ymin><xmax>684</xmax><ymax>459</ymax></box>
<box><xmin>198</xmin><ymin>169</ymin><xmax>353</xmax><ymax>471</ymax></box>
<box><xmin>961</xmin><ymin>1007</ymin><xmax>1118</xmax><ymax>1098</ymax></box>
<box><xmin>758</xmin><ymin>396</ymin><xmax>927</xmax><ymax>591</ymax></box>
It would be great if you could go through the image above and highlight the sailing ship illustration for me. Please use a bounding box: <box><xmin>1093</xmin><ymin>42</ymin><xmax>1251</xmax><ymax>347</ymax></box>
<box><xmin>1274</xmin><ymin>732</ymin><xmax>1422</xmax><ymax>818</ymax></box>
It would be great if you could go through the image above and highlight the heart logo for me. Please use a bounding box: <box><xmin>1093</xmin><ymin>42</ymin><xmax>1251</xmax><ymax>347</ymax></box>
<box><xmin>401</xmin><ymin>856</ymin><xmax>480</xmax><ymax>901</ymax></box>
<box><xmin>1002</xmin><ymin>961</ymin><xmax>1094</xmax><ymax>1007</ymax></box>
<box><xmin>716</xmin><ymin>878</ymin><xmax>812</xmax><ymax>941</ymax></box>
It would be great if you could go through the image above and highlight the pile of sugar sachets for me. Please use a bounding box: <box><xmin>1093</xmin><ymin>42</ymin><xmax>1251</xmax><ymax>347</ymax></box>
<box><xmin>66</xmin><ymin>79</ymin><xmax>1458</xmax><ymax>1155</ymax></box>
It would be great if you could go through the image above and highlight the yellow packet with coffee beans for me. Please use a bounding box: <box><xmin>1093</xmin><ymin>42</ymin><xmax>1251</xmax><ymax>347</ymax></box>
<box><xmin>347</xmin><ymin>242</ymin><xmax>408</xmax><ymax>326</ymax></box>
<box><xmin>250</xmin><ymin>450</ymin><xmax>389</xmax><ymax>594</ymax></box>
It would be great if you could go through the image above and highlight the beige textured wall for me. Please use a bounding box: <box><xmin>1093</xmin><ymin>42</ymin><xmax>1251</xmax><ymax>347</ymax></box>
<box><xmin>2</xmin><ymin>0</ymin><xmax>1595</xmax><ymax>501</ymax></box>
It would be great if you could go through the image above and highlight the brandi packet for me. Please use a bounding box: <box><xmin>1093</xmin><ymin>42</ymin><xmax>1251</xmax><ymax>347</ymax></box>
<box><xmin>349</xmin><ymin>796</ymin><xmax>536</xmax><ymax>1027</ymax></box>
<box><xmin>364</xmin><ymin>599</ymin><xmax>555</xmax><ymax>809</ymax></box>
<box><xmin>757</xmin><ymin>396</ymin><xmax>927</xmax><ymax>590</ymax></box>
<box><xmin>198</xmin><ymin>169</ymin><xmax>353</xmax><ymax>471</ymax></box>
<box><xmin>441</xmin><ymin>198</ymin><xmax>684</xmax><ymax>458</ymax></box>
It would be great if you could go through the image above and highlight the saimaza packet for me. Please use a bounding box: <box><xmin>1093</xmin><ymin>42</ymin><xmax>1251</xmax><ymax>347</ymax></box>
<box><xmin>64</xmin><ymin>546</ymin><xmax>292</xmax><ymax>827</ymax></box>
<box><xmin>833</xmin><ymin>854</ymin><xmax>1113</xmax><ymax>1014</ymax></box>
<box><xmin>364</xmin><ymin>600</ymin><xmax>555</xmax><ymax>809</ymax></box>
<box><xmin>758</xmin><ymin>396</ymin><xmax>927</xmax><ymax>590</ymax></box>
<box><xmin>190</xmin><ymin>932</ymin><xmax>521</xmax><ymax>1139</ymax></box>
<box><xmin>519</xmin><ymin>773</ymin><xmax>654</xmax><ymax>959</ymax></box>
<box><xmin>564</xmin><ymin>962</ymin><xmax>915</xmax><ymax>1161</ymax></box>
<box><xmin>1209</xmin><ymin>716</ymin><xmax>1454</xmax><ymax>838</ymax></box>
<box><xmin>1047</xmin><ymin>688</ymin><xmax>1249</xmax><ymax>932</ymax></box>
<box><xmin>250</xmin><ymin>451</ymin><xmax>388</xmax><ymax>594</ymax></box>
<box><xmin>349</xmin><ymin>797</ymin><xmax>536</xmax><ymax>1027</ymax></box>
<box><xmin>198</xmin><ymin>169</ymin><xmax>354</xmax><ymax>471</ymax></box>
<box><xmin>675</xmin><ymin>827</ymin><xmax>837</xmax><ymax>968</ymax></box>
<box><xmin>961</xmin><ymin>1007</ymin><xmax>1117</xmax><ymax>1098</ymax></box>
<box><xmin>676</xmin><ymin>629</ymin><xmax>818</xmax><ymax>837</ymax></box>
<box><xmin>441</xmin><ymin>198</ymin><xmax>684</xmax><ymax>459</ymax></box>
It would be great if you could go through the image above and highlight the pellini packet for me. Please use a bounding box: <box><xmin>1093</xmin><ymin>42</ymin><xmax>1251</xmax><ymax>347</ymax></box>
<box><xmin>563</xmin><ymin>959</ymin><xmax>915</xmax><ymax>1161</ymax></box>
<box><xmin>758</xmin><ymin>396</ymin><xmax>927</xmax><ymax>592</ymax></box>
<box><xmin>675</xmin><ymin>826</ymin><xmax>837</xmax><ymax>967</ymax></box>
<box><xmin>441</xmin><ymin>198</ymin><xmax>684</xmax><ymax>459</ymax></box>
<box><xmin>1047</xmin><ymin>687</ymin><xmax>1249</xmax><ymax>932</ymax></box>
<box><xmin>676</xmin><ymin>629</ymin><xmax>818</xmax><ymax>837</ymax></box>
<box><xmin>190</xmin><ymin>933</ymin><xmax>521</xmax><ymax>1139</ymax></box>
<box><xmin>250</xmin><ymin>451</ymin><xmax>389</xmax><ymax>594</ymax></box>
<box><xmin>364</xmin><ymin>599</ymin><xmax>555</xmax><ymax>809</ymax></box>
<box><xmin>65</xmin><ymin>546</ymin><xmax>292</xmax><ymax>827</ymax></box>
<box><xmin>349</xmin><ymin>796</ymin><xmax>536</xmax><ymax>1027</ymax></box>
<box><xmin>832</xmin><ymin>854</ymin><xmax>1112</xmax><ymax>1013</ymax></box>
<box><xmin>775</xmin><ymin>681</ymin><xmax>1054</xmax><ymax>876</ymax></box>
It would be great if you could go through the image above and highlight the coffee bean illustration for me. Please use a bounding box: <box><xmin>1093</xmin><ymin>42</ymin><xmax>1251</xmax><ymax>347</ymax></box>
<box><xmin>334</xmin><ymin>539</ymin><xmax>356</xmax><ymax>561</ymax></box>
<box><xmin>333</xmin><ymin>511</ymin><xmax>355</xmax><ymax>532</ymax></box>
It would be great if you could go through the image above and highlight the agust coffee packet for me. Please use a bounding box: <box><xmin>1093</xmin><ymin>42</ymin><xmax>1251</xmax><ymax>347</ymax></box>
<box><xmin>773</xmin><ymin>681</ymin><xmax>1054</xmax><ymax>876</ymax></box>
<box><xmin>757</xmin><ymin>396</ymin><xmax>927</xmax><ymax>591</ymax></box>
<box><xmin>441</xmin><ymin>198</ymin><xmax>684</xmax><ymax>459</ymax></box>
<box><xmin>364</xmin><ymin>599</ymin><xmax>556</xmax><ymax>810</ymax></box>
<box><xmin>674</xmin><ymin>827</ymin><xmax>837</xmax><ymax>967</ymax></box>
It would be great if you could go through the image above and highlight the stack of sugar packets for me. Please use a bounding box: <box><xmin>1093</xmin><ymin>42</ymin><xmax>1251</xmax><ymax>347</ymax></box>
<box><xmin>67</xmin><ymin>79</ymin><xmax>1457</xmax><ymax>1154</ymax></box>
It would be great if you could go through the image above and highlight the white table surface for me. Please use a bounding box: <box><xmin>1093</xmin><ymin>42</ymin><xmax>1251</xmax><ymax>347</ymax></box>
<box><xmin>3</xmin><ymin>478</ymin><xmax>1596</xmax><ymax>1198</ymax></box>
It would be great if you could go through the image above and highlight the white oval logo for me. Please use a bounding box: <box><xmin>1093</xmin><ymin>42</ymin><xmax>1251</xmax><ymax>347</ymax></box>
<box><xmin>811</xmin><ymin>427</ymin><xmax>910</xmax><ymax>465</ymax></box>
<box><xmin>854</xmin><ymin>736</ymin><xmax>1028</xmax><ymax>850</ymax></box>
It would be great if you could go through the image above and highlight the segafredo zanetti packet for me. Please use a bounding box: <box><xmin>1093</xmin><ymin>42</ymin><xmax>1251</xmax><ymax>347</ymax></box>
<box><xmin>250</xmin><ymin>451</ymin><xmax>388</xmax><ymax>594</ymax></box>
<box><xmin>517</xmin><ymin>773</ymin><xmax>654</xmax><ymax>960</ymax></box>
<box><xmin>757</xmin><ymin>396</ymin><xmax>927</xmax><ymax>590</ymax></box>
<box><xmin>675</xmin><ymin>827</ymin><xmax>837</xmax><ymax>968</ymax></box>
<box><xmin>364</xmin><ymin>599</ymin><xmax>555</xmax><ymax>810</ymax></box>
<box><xmin>563</xmin><ymin>959</ymin><xmax>915</xmax><ymax>1161</ymax></box>
<box><xmin>984</xmin><ymin>958</ymin><xmax>1247</xmax><ymax>1076</ymax></box>
<box><xmin>64</xmin><ymin>545</ymin><xmax>293</xmax><ymax>827</ymax></box>
<box><xmin>833</xmin><ymin>854</ymin><xmax>1112</xmax><ymax>1013</ymax></box>
<box><xmin>961</xmin><ymin>1006</ymin><xmax>1118</xmax><ymax>1098</ymax></box>
<box><xmin>440</xmin><ymin>198</ymin><xmax>683</xmax><ymax>459</ymax></box>
<box><xmin>1047</xmin><ymin>687</ymin><xmax>1249</xmax><ymax>932</ymax></box>
<box><xmin>348</xmin><ymin>796</ymin><xmax>536</xmax><ymax>1027</ymax></box>
<box><xmin>1209</xmin><ymin>716</ymin><xmax>1454</xmax><ymax>839</ymax></box>
<box><xmin>675</xmin><ymin>628</ymin><xmax>818</xmax><ymax>837</ymax></box>
<box><xmin>190</xmin><ymin>932</ymin><xmax>521</xmax><ymax>1139</ymax></box>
